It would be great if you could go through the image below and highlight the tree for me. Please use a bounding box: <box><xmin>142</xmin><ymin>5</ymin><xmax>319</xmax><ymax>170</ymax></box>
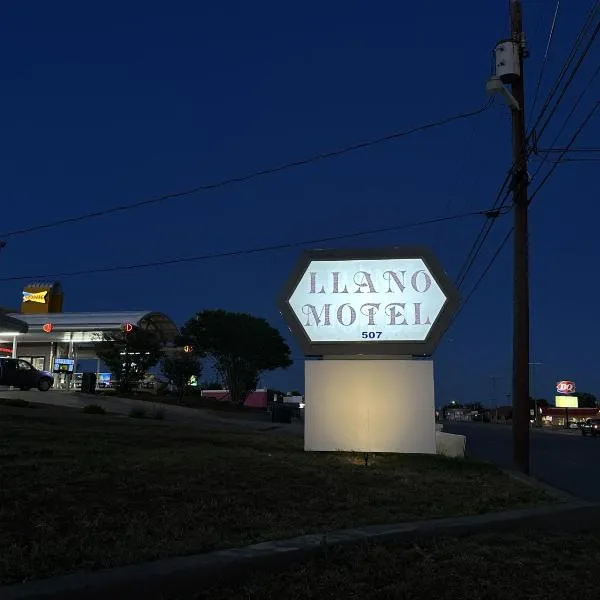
<box><xmin>161</xmin><ymin>351</ymin><xmax>203</xmax><ymax>402</ymax></box>
<box><xmin>94</xmin><ymin>328</ymin><xmax>163</xmax><ymax>394</ymax></box>
<box><xmin>575</xmin><ymin>392</ymin><xmax>597</xmax><ymax>408</ymax></box>
<box><xmin>182</xmin><ymin>310</ymin><xmax>292</xmax><ymax>405</ymax></box>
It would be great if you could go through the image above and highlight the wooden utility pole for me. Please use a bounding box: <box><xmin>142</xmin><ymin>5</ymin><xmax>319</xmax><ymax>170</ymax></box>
<box><xmin>510</xmin><ymin>0</ymin><xmax>531</xmax><ymax>474</ymax></box>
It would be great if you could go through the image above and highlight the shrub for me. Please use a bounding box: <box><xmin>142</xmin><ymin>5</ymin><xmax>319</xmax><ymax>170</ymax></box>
<box><xmin>83</xmin><ymin>404</ymin><xmax>106</xmax><ymax>415</ymax></box>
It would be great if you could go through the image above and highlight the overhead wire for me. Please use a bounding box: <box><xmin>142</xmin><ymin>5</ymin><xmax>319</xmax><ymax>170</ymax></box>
<box><xmin>454</xmin><ymin>94</ymin><xmax>600</xmax><ymax>323</ymax></box>
<box><xmin>454</xmin><ymin>165</ymin><xmax>513</xmax><ymax>289</ymax></box>
<box><xmin>528</xmin><ymin>0</ymin><xmax>600</xmax><ymax>140</ymax></box>
<box><xmin>529</xmin><ymin>0</ymin><xmax>561</xmax><ymax>122</ymax></box>
<box><xmin>0</xmin><ymin>208</ymin><xmax>503</xmax><ymax>282</ymax></box>
<box><xmin>530</xmin><ymin>2</ymin><xmax>600</xmax><ymax>143</ymax></box>
<box><xmin>529</xmin><ymin>95</ymin><xmax>600</xmax><ymax>204</ymax></box>
<box><xmin>455</xmin><ymin>0</ymin><xmax>600</xmax><ymax>319</ymax></box>
<box><xmin>0</xmin><ymin>101</ymin><xmax>493</xmax><ymax>240</ymax></box>
<box><xmin>451</xmin><ymin>227</ymin><xmax>514</xmax><ymax>326</ymax></box>
<box><xmin>531</xmin><ymin>56</ymin><xmax>600</xmax><ymax>174</ymax></box>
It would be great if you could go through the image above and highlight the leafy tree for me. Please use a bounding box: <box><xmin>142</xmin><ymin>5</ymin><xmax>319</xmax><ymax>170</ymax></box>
<box><xmin>94</xmin><ymin>328</ymin><xmax>163</xmax><ymax>394</ymax></box>
<box><xmin>182</xmin><ymin>310</ymin><xmax>292</xmax><ymax>405</ymax></box>
<box><xmin>161</xmin><ymin>351</ymin><xmax>203</xmax><ymax>403</ymax></box>
<box><xmin>575</xmin><ymin>392</ymin><xmax>597</xmax><ymax>408</ymax></box>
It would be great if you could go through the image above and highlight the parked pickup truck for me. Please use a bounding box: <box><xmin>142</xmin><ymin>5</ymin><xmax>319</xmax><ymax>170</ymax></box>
<box><xmin>0</xmin><ymin>357</ymin><xmax>54</xmax><ymax>391</ymax></box>
<box><xmin>581</xmin><ymin>419</ymin><xmax>600</xmax><ymax>437</ymax></box>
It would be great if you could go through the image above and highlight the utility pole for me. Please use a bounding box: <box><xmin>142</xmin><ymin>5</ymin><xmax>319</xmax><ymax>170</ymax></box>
<box><xmin>510</xmin><ymin>0</ymin><xmax>531</xmax><ymax>474</ymax></box>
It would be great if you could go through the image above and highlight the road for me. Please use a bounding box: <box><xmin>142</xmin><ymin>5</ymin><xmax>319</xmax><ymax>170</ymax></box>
<box><xmin>444</xmin><ymin>421</ymin><xmax>600</xmax><ymax>501</ymax></box>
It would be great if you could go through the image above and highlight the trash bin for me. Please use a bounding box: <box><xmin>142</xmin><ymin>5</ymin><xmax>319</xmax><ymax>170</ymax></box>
<box><xmin>271</xmin><ymin>404</ymin><xmax>292</xmax><ymax>424</ymax></box>
<box><xmin>81</xmin><ymin>372</ymin><xmax>97</xmax><ymax>394</ymax></box>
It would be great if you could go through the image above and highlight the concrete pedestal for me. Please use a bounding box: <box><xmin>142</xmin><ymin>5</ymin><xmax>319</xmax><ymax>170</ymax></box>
<box><xmin>304</xmin><ymin>358</ymin><xmax>435</xmax><ymax>454</ymax></box>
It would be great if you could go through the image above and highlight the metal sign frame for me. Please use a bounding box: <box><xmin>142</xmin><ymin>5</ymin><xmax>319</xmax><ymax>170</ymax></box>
<box><xmin>278</xmin><ymin>247</ymin><xmax>460</xmax><ymax>357</ymax></box>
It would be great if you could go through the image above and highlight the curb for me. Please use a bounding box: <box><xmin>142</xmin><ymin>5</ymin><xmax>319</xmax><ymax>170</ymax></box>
<box><xmin>2</xmin><ymin>500</ymin><xmax>600</xmax><ymax>600</ymax></box>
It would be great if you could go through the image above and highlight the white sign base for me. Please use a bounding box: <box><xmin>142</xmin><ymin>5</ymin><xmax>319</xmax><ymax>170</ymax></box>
<box><xmin>304</xmin><ymin>358</ymin><xmax>435</xmax><ymax>454</ymax></box>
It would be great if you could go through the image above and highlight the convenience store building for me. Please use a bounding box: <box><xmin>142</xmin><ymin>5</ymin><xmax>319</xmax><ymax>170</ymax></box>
<box><xmin>0</xmin><ymin>281</ymin><xmax>178</xmax><ymax>381</ymax></box>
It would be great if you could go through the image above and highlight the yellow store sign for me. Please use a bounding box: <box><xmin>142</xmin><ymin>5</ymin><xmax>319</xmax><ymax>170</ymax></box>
<box><xmin>22</xmin><ymin>291</ymin><xmax>48</xmax><ymax>304</ymax></box>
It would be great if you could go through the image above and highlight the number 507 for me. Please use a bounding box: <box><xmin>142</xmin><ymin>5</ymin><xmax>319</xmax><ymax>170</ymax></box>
<box><xmin>362</xmin><ymin>331</ymin><xmax>382</xmax><ymax>339</ymax></box>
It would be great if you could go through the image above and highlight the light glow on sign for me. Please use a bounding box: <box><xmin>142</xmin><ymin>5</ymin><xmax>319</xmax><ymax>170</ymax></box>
<box><xmin>556</xmin><ymin>380</ymin><xmax>576</xmax><ymax>394</ymax></box>
<box><xmin>42</xmin><ymin>323</ymin><xmax>53</xmax><ymax>333</ymax></box>
<box><xmin>555</xmin><ymin>395</ymin><xmax>578</xmax><ymax>408</ymax></box>
<box><xmin>22</xmin><ymin>290</ymin><xmax>48</xmax><ymax>304</ymax></box>
<box><xmin>123</xmin><ymin>323</ymin><xmax>134</xmax><ymax>333</ymax></box>
<box><xmin>287</xmin><ymin>258</ymin><xmax>447</xmax><ymax>343</ymax></box>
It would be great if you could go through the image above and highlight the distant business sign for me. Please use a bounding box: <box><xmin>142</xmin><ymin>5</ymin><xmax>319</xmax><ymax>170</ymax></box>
<box><xmin>22</xmin><ymin>290</ymin><xmax>48</xmax><ymax>304</ymax></box>
<box><xmin>556</xmin><ymin>380</ymin><xmax>576</xmax><ymax>394</ymax></box>
<box><xmin>278</xmin><ymin>247</ymin><xmax>459</xmax><ymax>356</ymax></box>
<box><xmin>53</xmin><ymin>358</ymin><xmax>75</xmax><ymax>374</ymax></box>
<box><xmin>555</xmin><ymin>395</ymin><xmax>578</xmax><ymax>408</ymax></box>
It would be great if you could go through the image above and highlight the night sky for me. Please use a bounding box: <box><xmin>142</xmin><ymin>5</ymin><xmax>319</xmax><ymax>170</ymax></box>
<box><xmin>0</xmin><ymin>1</ymin><xmax>596</xmax><ymax>405</ymax></box>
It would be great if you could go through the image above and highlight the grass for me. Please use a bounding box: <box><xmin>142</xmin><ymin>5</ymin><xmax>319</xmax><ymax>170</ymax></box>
<box><xmin>108</xmin><ymin>389</ymin><xmax>268</xmax><ymax>416</ymax></box>
<box><xmin>0</xmin><ymin>397</ymin><xmax>36</xmax><ymax>408</ymax></box>
<box><xmin>129</xmin><ymin>406</ymin><xmax>147</xmax><ymax>418</ymax></box>
<box><xmin>82</xmin><ymin>404</ymin><xmax>106</xmax><ymax>415</ymax></box>
<box><xmin>193</xmin><ymin>532</ymin><xmax>600</xmax><ymax>599</ymax></box>
<box><xmin>0</xmin><ymin>404</ymin><xmax>551</xmax><ymax>585</ymax></box>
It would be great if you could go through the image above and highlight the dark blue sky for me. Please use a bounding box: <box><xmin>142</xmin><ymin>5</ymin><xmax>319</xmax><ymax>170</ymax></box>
<box><xmin>0</xmin><ymin>1</ymin><xmax>597</xmax><ymax>404</ymax></box>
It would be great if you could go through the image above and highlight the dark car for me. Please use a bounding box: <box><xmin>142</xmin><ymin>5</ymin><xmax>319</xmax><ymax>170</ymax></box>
<box><xmin>581</xmin><ymin>419</ymin><xmax>600</xmax><ymax>437</ymax></box>
<box><xmin>0</xmin><ymin>357</ymin><xmax>54</xmax><ymax>391</ymax></box>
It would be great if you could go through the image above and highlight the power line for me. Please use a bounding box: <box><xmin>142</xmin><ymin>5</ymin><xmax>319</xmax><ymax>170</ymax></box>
<box><xmin>532</xmin><ymin>49</ymin><xmax>600</xmax><ymax>168</ymax></box>
<box><xmin>529</xmin><ymin>0</ymin><xmax>561</xmax><ymax>122</ymax></box>
<box><xmin>0</xmin><ymin>208</ymin><xmax>497</xmax><ymax>282</ymax></box>
<box><xmin>528</xmin><ymin>0</ymin><xmax>600</xmax><ymax>140</ymax></box>
<box><xmin>532</xmin><ymin>4</ymin><xmax>600</xmax><ymax>143</ymax></box>
<box><xmin>455</xmin><ymin>97</ymin><xmax>600</xmax><ymax>324</ymax></box>
<box><xmin>0</xmin><ymin>102</ymin><xmax>493</xmax><ymax>240</ymax></box>
<box><xmin>529</xmin><ymin>96</ymin><xmax>600</xmax><ymax>203</ymax></box>
<box><xmin>454</xmin><ymin>165</ymin><xmax>513</xmax><ymax>288</ymax></box>
<box><xmin>532</xmin><ymin>155</ymin><xmax>600</xmax><ymax>164</ymax></box>
<box><xmin>452</xmin><ymin>227</ymin><xmax>513</xmax><ymax>325</ymax></box>
<box><xmin>435</xmin><ymin>114</ymin><xmax>484</xmax><ymax>244</ymax></box>
<box><xmin>536</xmin><ymin>146</ymin><xmax>600</xmax><ymax>152</ymax></box>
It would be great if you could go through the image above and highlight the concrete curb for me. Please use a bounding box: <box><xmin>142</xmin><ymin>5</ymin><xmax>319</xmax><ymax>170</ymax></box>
<box><xmin>2</xmin><ymin>500</ymin><xmax>600</xmax><ymax>600</ymax></box>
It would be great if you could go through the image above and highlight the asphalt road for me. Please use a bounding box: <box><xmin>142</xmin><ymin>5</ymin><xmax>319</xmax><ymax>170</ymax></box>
<box><xmin>444</xmin><ymin>421</ymin><xmax>600</xmax><ymax>501</ymax></box>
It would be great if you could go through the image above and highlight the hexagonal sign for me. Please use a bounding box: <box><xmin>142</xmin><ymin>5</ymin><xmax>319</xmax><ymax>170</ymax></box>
<box><xmin>278</xmin><ymin>247</ymin><xmax>460</xmax><ymax>356</ymax></box>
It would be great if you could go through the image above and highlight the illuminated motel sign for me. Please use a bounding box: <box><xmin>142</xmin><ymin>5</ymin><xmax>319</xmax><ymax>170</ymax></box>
<box><xmin>278</xmin><ymin>247</ymin><xmax>459</xmax><ymax>356</ymax></box>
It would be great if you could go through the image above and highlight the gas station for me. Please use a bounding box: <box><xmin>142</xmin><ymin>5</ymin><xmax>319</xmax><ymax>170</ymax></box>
<box><xmin>0</xmin><ymin>281</ymin><xmax>178</xmax><ymax>389</ymax></box>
